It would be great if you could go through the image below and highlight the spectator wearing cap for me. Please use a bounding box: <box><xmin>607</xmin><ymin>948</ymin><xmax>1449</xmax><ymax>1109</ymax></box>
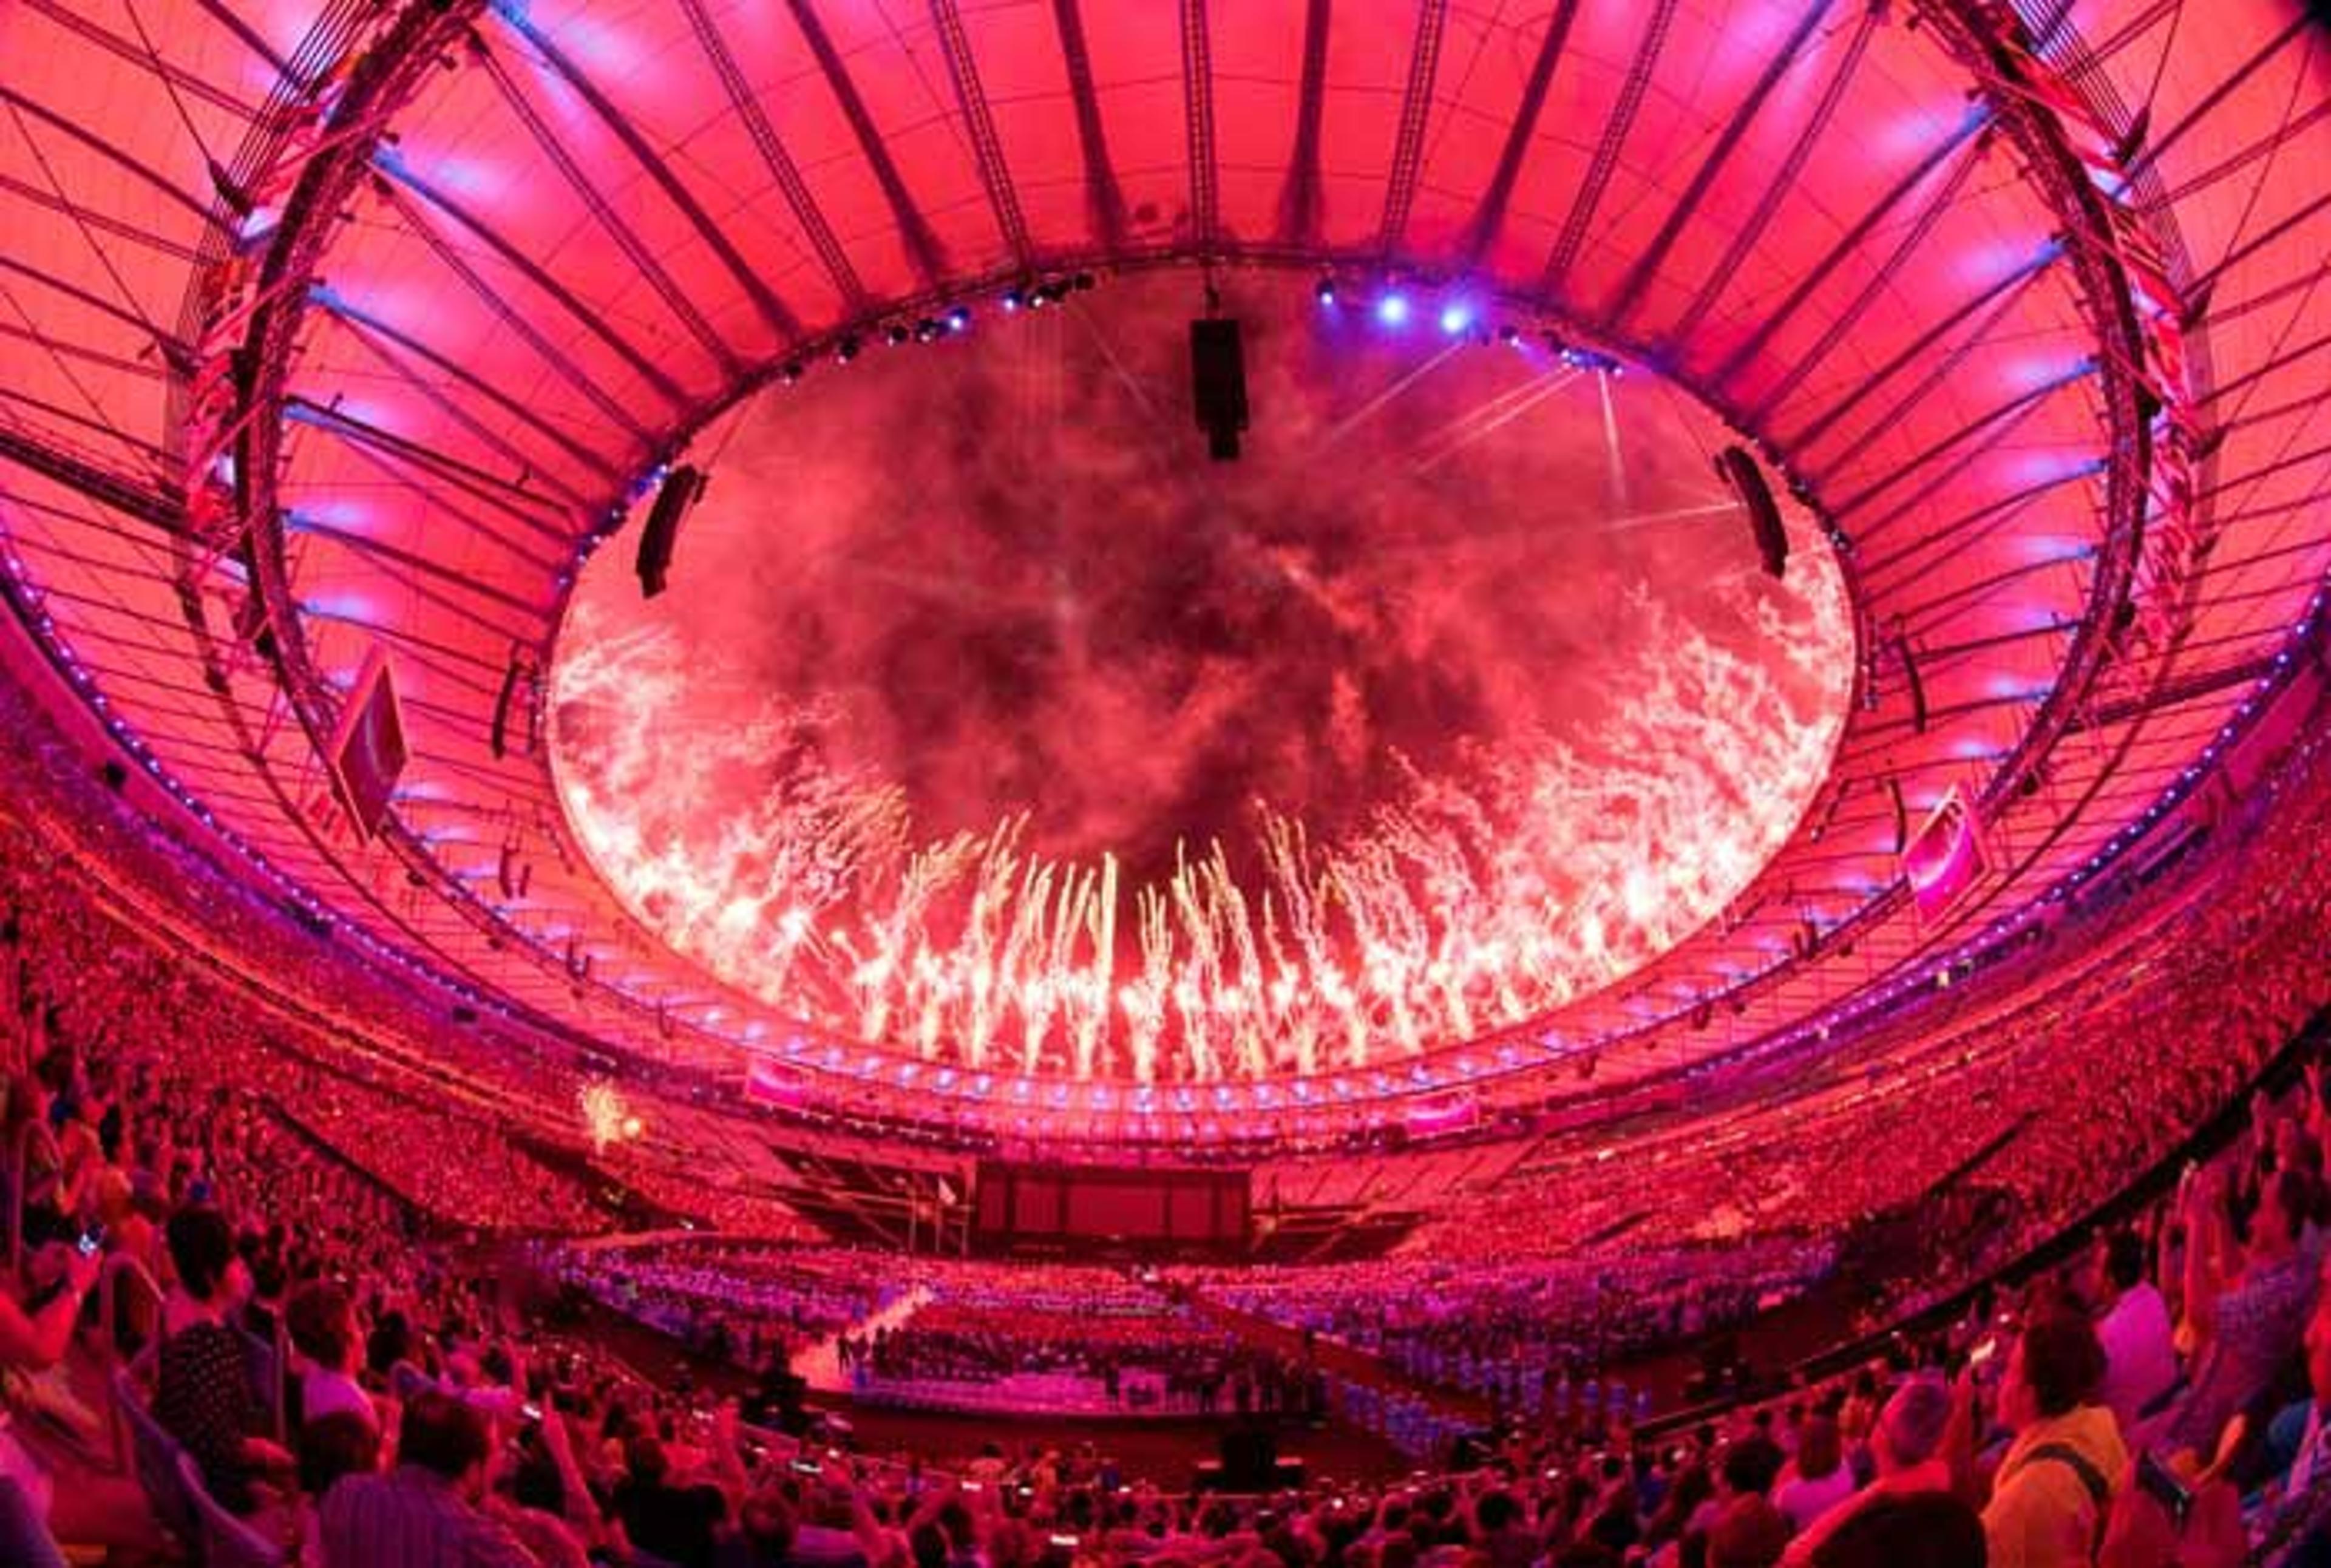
<box><xmin>1983</xmin><ymin>1314</ymin><xmax>2126</xmax><ymax>1568</ymax></box>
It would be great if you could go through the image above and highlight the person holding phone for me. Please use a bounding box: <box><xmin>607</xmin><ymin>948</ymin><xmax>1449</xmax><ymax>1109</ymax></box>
<box><xmin>0</xmin><ymin>1236</ymin><xmax>103</xmax><ymax>1523</ymax></box>
<box><xmin>0</xmin><ymin>1237</ymin><xmax>100</xmax><ymax>1373</ymax></box>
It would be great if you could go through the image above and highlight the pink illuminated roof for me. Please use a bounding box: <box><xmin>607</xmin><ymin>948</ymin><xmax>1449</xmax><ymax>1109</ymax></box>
<box><xmin>1</xmin><ymin>0</ymin><xmax>2327</xmax><ymax>1141</ymax></box>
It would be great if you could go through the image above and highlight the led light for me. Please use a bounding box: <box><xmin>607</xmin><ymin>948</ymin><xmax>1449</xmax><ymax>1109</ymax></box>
<box><xmin>1377</xmin><ymin>293</ymin><xmax>1411</xmax><ymax>327</ymax></box>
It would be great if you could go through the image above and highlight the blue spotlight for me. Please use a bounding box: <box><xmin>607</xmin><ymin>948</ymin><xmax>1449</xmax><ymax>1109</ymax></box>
<box><xmin>1376</xmin><ymin>293</ymin><xmax>1412</xmax><ymax>327</ymax></box>
<box><xmin>1315</xmin><ymin>275</ymin><xmax>1338</xmax><ymax>307</ymax></box>
<box><xmin>1438</xmin><ymin>301</ymin><xmax>1474</xmax><ymax>336</ymax></box>
<box><xmin>946</xmin><ymin>305</ymin><xmax>971</xmax><ymax>333</ymax></box>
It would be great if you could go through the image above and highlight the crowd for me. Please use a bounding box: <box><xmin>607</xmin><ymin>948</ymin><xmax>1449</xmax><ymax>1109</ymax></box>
<box><xmin>554</xmin><ymin>1243</ymin><xmax>891</xmax><ymax>1373</ymax></box>
<box><xmin>1178</xmin><ymin>1240</ymin><xmax>1833</xmax><ymax>1414</ymax></box>
<box><xmin>0</xmin><ymin>579</ymin><xmax>2326</xmax><ymax>1568</ymax></box>
<box><xmin>851</xmin><ymin>1302</ymin><xmax>1322</xmax><ymax>1418</ymax></box>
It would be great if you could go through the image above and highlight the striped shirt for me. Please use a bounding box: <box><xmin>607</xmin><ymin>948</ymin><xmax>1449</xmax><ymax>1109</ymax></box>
<box><xmin>317</xmin><ymin>1467</ymin><xmax>540</xmax><ymax>1568</ymax></box>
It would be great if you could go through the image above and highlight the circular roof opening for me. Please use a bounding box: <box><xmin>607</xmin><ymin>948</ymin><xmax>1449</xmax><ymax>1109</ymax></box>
<box><xmin>549</xmin><ymin>268</ymin><xmax>1854</xmax><ymax>1085</ymax></box>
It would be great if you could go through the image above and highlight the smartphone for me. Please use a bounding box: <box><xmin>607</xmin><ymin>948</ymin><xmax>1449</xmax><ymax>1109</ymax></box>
<box><xmin>520</xmin><ymin>1402</ymin><xmax>543</xmax><ymax>1424</ymax></box>
<box><xmin>790</xmin><ymin>1458</ymin><xmax>824</xmax><ymax>1476</ymax></box>
<box><xmin>2136</xmin><ymin>1450</ymin><xmax>2192</xmax><ymax>1524</ymax></box>
<box><xmin>1967</xmin><ymin>1336</ymin><xmax>1999</xmax><ymax>1370</ymax></box>
<box><xmin>75</xmin><ymin>1223</ymin><xmax>105</xmax><ymax>1257</ymax></box>
<box><xmin>1048</xmin><ymin>1536</ymin><xmax>1079</xmax><ymax>1549</ymax></box>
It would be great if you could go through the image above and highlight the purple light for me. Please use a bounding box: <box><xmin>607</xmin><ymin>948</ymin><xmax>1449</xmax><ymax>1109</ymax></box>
<box><xmin>1377</xmin><ymin>293</ymin><xmax>1411</xmax><ymax>327</ymax></box>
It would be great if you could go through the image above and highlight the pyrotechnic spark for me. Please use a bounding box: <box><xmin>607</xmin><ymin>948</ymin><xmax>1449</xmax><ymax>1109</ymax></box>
<box><xmin>551</xmin><ymin>561</ymin><xmax>1851</xmax><ymax>1085</ymax></box>
<box><xmin>579</xmin><ymin>1078</ymin><xmax>639</xmax><ymax>1152</ymax></box>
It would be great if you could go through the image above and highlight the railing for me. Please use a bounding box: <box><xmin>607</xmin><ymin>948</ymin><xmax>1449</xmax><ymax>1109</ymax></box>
<box><xmin>1</xmin><ymin>1120</ymin><xmax>23</xmax><ymax>1279</ymax></box>
<box><xmin>100</xmin><ymin>1252</ymin><xmax>165</xmax><ymax>1473</ymax></box>
<box><xmin>99</xmin><ymin>1252</ymin><xmax>165</xmax><ymax>1359</ymax></box>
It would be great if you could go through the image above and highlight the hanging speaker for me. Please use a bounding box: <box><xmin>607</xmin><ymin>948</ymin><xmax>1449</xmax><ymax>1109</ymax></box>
<box><xmin>1715</xmin><ymin>446</ymin><xmax>1789</xmax><ymax>580</ymax></box>
<box><xmin>1189</xmin><ymin>318</ymin><xmax>1249</xmax><ymax>461</ymax></box>
<box><xmin>1895</xmin><ymin>634</ymin><xmax>1928</xmax><ymax>734</ymax></box>
<box><xmin>635</xmin><ymin>464</ymin><xmax>708</xmax><ymax>599</ymax></box>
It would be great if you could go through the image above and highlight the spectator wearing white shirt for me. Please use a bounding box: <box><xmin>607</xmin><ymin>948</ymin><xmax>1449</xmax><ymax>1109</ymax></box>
<box><xmin>2092</xmin><ymin>1230</ymin><xmax>2177</xmax><ymax>1432</ymax></box>
<box><xmin>289</xmin><ymin>1280</ymin><xmax>379</xmax><ymax>1434</ymax></box>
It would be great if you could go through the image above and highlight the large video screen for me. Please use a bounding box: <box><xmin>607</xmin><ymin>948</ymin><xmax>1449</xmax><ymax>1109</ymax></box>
<box><xmin>975</xmin><ymin>1162</ymin><xmax>1249</xmax><ymax>1248</ymax></box>
<box><xmin>324</xmin><ymin>645</ymin><xmax>409</xmax><ymax>842</ymax></box>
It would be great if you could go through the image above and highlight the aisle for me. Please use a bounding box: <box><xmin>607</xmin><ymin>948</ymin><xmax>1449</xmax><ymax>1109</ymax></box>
<box><xmin>797</xmin><ymin>1283</ymin><xmax>932</xmax><ymax>1391</ymax></box>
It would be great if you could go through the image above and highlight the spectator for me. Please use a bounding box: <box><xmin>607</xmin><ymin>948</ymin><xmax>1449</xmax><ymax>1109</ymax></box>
<box><xmin>1773</xmin><ymin>1415</ymin><xmax>1853</xmax><ymax>1532</ymax></box>
<box><xmin>318</xmin><ymin>1390</ymin><xmax>541</xmax><ymax>1567</ymax></box>
<box><xmin>1810</xmin><ymin>1493</ymin><xmax>1987</xmax><ymax>1568</ymax></box>
<box><xmin>153</xmin><ymin>1204</ymin><xmax>291</xmax><ymax>1516</ymax></box>
<box><xmin>2092</xmin><ymin>1232</ymin><xmax>2177</xmax><ymax>1433</ymax></box>
<box><xmin>1783</xmin><ymin>1377</ymin><xmax>1954</xmax><ymax>1564</ymax></box>
<box><xmin>0</xmin><ymin>1240</ymin><xmax>100</xmax><ymax>1520</ymax></box>
<box><xmin>1981</xmin><ymin>1314</ymin><xmax>2125</xmax><ymax>1568</ymax></box>
<box><xmin>615</xmin><ymin>1434</ymin><xmax>728</xmax><ymax>1568</ymax></box>
<box><xmin>289</xmin><ymin>1279</ymin><xmax>378</xmax><ymax>1434</ymax></box>
<box><xmin>2248</xmin><ymin>1291</ymin><xmax>2331</xmax><ymax>1564</ymax></box>
<box><xmin>2160</xmin><ymin>1166</ymin><xmax>2319</xmax><ymax>1459</ymax></box>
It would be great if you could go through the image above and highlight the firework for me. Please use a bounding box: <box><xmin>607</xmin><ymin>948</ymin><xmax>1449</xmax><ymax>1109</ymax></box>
<box><xmin>550</xmin><ymin>559</ymin><xmax>1851</xmax><ymax>1084</ymax></box>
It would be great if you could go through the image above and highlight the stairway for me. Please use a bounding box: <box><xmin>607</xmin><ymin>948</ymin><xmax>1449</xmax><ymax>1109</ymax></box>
<box><xmin>795</xmin><ymin>1283</ymin><xmax>933</xmax><ymax>1392</ymax></box>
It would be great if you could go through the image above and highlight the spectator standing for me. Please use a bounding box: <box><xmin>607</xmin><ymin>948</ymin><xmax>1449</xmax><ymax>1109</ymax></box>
<box><xmin>2092</xmin><ymin>1232</ymin><xmax>2177</xmax><ymax>1433</ymax></box>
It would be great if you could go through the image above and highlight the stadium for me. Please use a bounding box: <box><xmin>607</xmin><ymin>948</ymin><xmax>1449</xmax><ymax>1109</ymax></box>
<box><xmin>1</xmin><ymin>0</ymin><xmax>2329</xmax><ymax>1562</ymax></box>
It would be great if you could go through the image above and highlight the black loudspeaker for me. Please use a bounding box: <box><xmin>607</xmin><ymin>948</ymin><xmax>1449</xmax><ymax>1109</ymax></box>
<box><xmin>1190</xmin><ymin>318</ymin><xmax>1249</xmax><ymax>461</ymax></box>
<box><xmin>1715</xmin><ymin>446</ymin><xmax>1789</xmax><ymax>580</ymax></box>
<box><xmin>1895</xmin><ymin>633</ymin><xmax>1927</xmax><ymax>734</ymax></box>
<box><xmin>635</xmin><ymin>464</ymin><xmax>708</xmax><ymax>599</ymax></box>
<box><xmin>490</xmin><ymin>648</ymin><xmax>526</xmax><ymax>759</ymax></box>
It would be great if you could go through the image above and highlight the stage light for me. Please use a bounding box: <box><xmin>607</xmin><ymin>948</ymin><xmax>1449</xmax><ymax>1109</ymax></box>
<box><xmin>946</xmin><ymin>305</ymin><xmax>971</xmax><ymax>333</ymax></box>
<box><xmin>1002</xmin><ymin>287</ymin><xmax>1025</xmax><ymax>311</ymax></box>
<box><xmin>834</xmin><ymin>334</ymin><xmax>861</xmax><ymax>363</ymax></box>
<box><xmin>884</xmin><ymin>324</ymin><xmax>911</xmax><ymax>347</ymax></box>
<box><xmin>1377</xmin><ymin>293</ymin><xmax>1410</xmax><ymax>327</ymax></box>
<box><xmin>1315</xmin><ymin>276</ymin><xmax>1337</xmax><ymax>306</ymax></box>
<box><xmin>1439</xmin><ymin>301</ymin><xmax>1473</xmax><ymax>336</ymax></box>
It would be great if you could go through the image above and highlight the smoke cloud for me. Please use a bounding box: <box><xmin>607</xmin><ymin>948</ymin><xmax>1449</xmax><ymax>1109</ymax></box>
<box><xmin>552</xmin><ymin>271</ymin><xmax>1853</xmax><ymax>1083</ymax></box>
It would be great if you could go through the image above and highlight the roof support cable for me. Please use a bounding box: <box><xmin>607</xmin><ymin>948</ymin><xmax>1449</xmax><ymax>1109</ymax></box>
<box><xmin>1666</xmin><ymin>3</ymin><xmax>1878</xmax><ymax>349</ymax></box>
<box><xmin>1373</xmin><ymin>0</ymin><xmax>1445</xmax><ymax>260</ymax></box>
<box><xmin>1541</xmin><ymin>0</ymin><xmax>1680</xmax><ymax>303</ymax></box>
